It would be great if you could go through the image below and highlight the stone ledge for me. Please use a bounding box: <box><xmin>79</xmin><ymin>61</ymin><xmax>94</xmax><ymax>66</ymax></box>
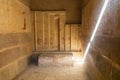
<box><xmin>38</xmin><ymin>53</ymin><xmax>73</xmax><ymax>67</ymax></box>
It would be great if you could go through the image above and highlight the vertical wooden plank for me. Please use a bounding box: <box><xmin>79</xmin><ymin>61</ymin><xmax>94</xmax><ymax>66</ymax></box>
<box><xmin>76</xmin><ymin>24</ymin><xmax>79</xmax><ymax>51</ymax></box>
<box><xmin>59</xmin><ymin>13</ymin><xmax>65</xmax><ymax>51</ymax></box>
<box><xmin>31</xmin><ymin>11</ymin><xmax>35</xmax><ymax>51</ymax></box>
<box><xmin>48</xmin><ymin>13</ymin><xmax>51</xmax><ymax>50</ymax></box>
<box><xmin>65</xmin><ymin>24</ymin><xmax>71</xmax><ymax>51</ymax></box>
<box><xmin>44</xmin><ymin>12</ymin><xmax>50</xmax><ymax>50</ymax></box>
<box><xmin>71</xmin><ymin>24</ymin><xmax>79</xmax><ymax>51</ymax></box>
<box><xmin>77</xmin><ymin>24</ymin><xmax>82</xmax><ymax>52</ymax></box>
<box><xmin>54</xmin><ymin>17</ymin><xmax>59</xmax><ymax>50</ymax></box>
<box><xmin>50</xmin><ymin>14</ymin><xmax>55</xmax><ymax>50</ymax></box>
<box><xmin>35</xmin><ymin>11</ymin><xmax>44</xmax><ymax>51</ymax></box>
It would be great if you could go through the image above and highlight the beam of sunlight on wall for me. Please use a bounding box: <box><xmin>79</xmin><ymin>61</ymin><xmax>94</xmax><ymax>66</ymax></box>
<box><xmin>82</xmin><ymin>0</ymin><xmax>109</xmax><ymax>63</ymax></box>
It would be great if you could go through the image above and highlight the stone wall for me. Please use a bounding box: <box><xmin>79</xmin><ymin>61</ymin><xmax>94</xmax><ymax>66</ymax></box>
<box><xmin>19</xmin><ymin>0</ymin><xmax>31</xmax><ymax>7</ymax></box>
<box><xmin>81</xmin><ymin>0</ymin><xmax>90</xmax><ymax>8</ymax></box>
<box><xmin>81</xmin><ymin>0</ymin><xmax>120</xmax><ymax>80</ymax></box>
<box><xmin>0</xmin><ymin>0</ymin><xmax>32</xmax><ymax>80</ymax></box>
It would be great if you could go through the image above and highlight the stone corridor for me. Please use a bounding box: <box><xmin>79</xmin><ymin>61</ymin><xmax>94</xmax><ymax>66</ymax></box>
<box><xmin>0</xmin><ymin>0</ymin><xmax>120</xmax><ymax>80</ymax></box>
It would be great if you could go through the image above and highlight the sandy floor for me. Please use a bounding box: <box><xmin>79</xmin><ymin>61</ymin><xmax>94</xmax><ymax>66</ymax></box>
<box><xmin>14</xmin><ymin>63</ymin><xmax>90</xmax><ymax>80</ymax></box>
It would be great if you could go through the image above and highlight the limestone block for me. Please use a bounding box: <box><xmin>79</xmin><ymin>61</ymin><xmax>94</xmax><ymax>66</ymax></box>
<box><xmin>38</xmin><ymin>53</ymin><xmax>73</xmax><ymax>67</ymax></box>
<box><xmin>0</xmin><ymin>47</ymin><xmax>20</xmax><ymax>68</ymax></box>
<box><xmin>95</xmin><ymin>55</ymin><xmax>112</xmax><ymax>80</ymax></box>
<box><xmin>0</xmin><ymin>33</ymin><xmax>19</xmax><ymax>50</ymax></box>
<box><xmin>112</xmin><ymin>66</ymin><xmax>120</xmax><ymax>80</ymax></box>
<box><xmin>0</xmin><ymin>0</ymin><xmax>31</xmax><ymax>34</ymax></box>
<box><xmin>0</xmin><ymin>55</ymin><xmax>30</xmax><ymax>80</ymax></box>
<box><xmin>18</xmin><ymin>33</ymin><xmax>32</xmax><ymax>44</ymax></box>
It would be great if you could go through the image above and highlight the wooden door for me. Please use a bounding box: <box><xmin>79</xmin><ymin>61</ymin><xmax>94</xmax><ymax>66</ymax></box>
<box><xmin>35</xmin><ymin>11</ymin><xmax>65</xmax><ymax>51</ymax></box>
<box><xmin>34</xmin><ymin>11</ymin><xmax>81</xmax><ymax>52</ymax></box>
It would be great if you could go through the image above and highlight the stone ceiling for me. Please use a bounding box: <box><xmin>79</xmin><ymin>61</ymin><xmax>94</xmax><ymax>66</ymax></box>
<box><xmin>29</xmin><ymin>0</ymin><xmax>90</xmax><ymax>23</ymax></box>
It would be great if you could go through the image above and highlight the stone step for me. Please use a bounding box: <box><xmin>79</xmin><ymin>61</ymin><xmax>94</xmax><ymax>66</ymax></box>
<box><xmin>38</xmin><ymin>53</ymin><xmax>74</xmax><ymax>67</ymax></box>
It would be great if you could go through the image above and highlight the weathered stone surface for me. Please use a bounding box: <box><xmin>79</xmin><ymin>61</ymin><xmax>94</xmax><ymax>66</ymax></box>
<box><xmin>0</xmin><ymin>0</ymin><xmax>31</xmax><ymax>34</ymax></box>
<box><xmin>38</xmin><ymin>53</ymin><xmax>73</xmax><ymax>66</ymax></box>
<box><xmin>14</xmin><ymin>61</ymin><xmax>90</xmax><ymax>80</ymax></box>
<box><xmin>96</xmin><ymin>55</ymin><xmax>112</xmax><ymax>80</ymax></box>
<box><xmin>0</xmin><ymin>55</ymin><xmax>30</xmax><ymax>80</ymax></box>
<box><xmin>19</xmin><ymin>0</ymin><xmax>31</xmax><ymax>7</ymax></box>
<box><xmin>86</xmin><ymin>55</ymin><xmax>105</xmax><ymax>80</ymax></box>
<box><xmin>81</xmin><ymin>0</ymin><xmax>120</xmax><ymax>79</ymax></box>
<box><xmin>0</xmin><ymin>47</ymin><xmax>20</xmax><ymax>68</ymax></box>
<box><xmin>30</xmin><ymin>0</ymin><xmax>82</xmax><ymax>23</ymax></box>
<box><xmin>112</xmin><ymin>66</ymin><xmax>120</xmax><ymax>80</ymax></box>
<box><xmin>20</xmin><ymin>44</ymin><xmax>32</xmax><ymax>56</ymax></box>
<box><xmin>18</xmin><ymin>33</ymin><xmax>32</xmax><ymax>44</ymax></box>
<box><xmin>93</xmin><ymin>37</ymin><xmax>120</xmax><ymax>60</ymax></box>
<box><xmin>89</xmin><ymin>49</ymin><xmax>98</xmax><ymax>65</ymax></box>
<box><xmin>0</xmin><ymin>44</ymin><xmax>32</xmax><ymax>68</ymax></box>
<box><xmin>0</xmin><ymin>0</ymin><xmax>32</xmax><ymax>80</ymax></box>
<box><xmin>0</xmin><ymin>33</ymin><xmax>19</xmax><ymax>50</ymax></box>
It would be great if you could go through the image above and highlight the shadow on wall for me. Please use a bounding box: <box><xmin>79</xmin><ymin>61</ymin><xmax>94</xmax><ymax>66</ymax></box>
<box><xmin>30</xmin><ymin>0</ymin><xmax>82</xmax><ymax>23</ymax></box>
<box><xmin>81</xmin><ymin>0</ymin><xmax>120</xmax><ymax>80</ymax></box>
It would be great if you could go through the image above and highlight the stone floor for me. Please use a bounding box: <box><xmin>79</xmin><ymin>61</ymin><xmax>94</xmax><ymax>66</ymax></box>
<box><xmin>14</xmin><ymin>62</ymin><xmax>91</xmax><ymax>80</ymax></box>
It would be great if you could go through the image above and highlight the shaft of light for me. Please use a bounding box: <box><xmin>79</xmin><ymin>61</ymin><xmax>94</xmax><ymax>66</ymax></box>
<box><xmin>82</xmin><ymin>0</ymin><xmax>109</xmax><ymax>63</ymax></box>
